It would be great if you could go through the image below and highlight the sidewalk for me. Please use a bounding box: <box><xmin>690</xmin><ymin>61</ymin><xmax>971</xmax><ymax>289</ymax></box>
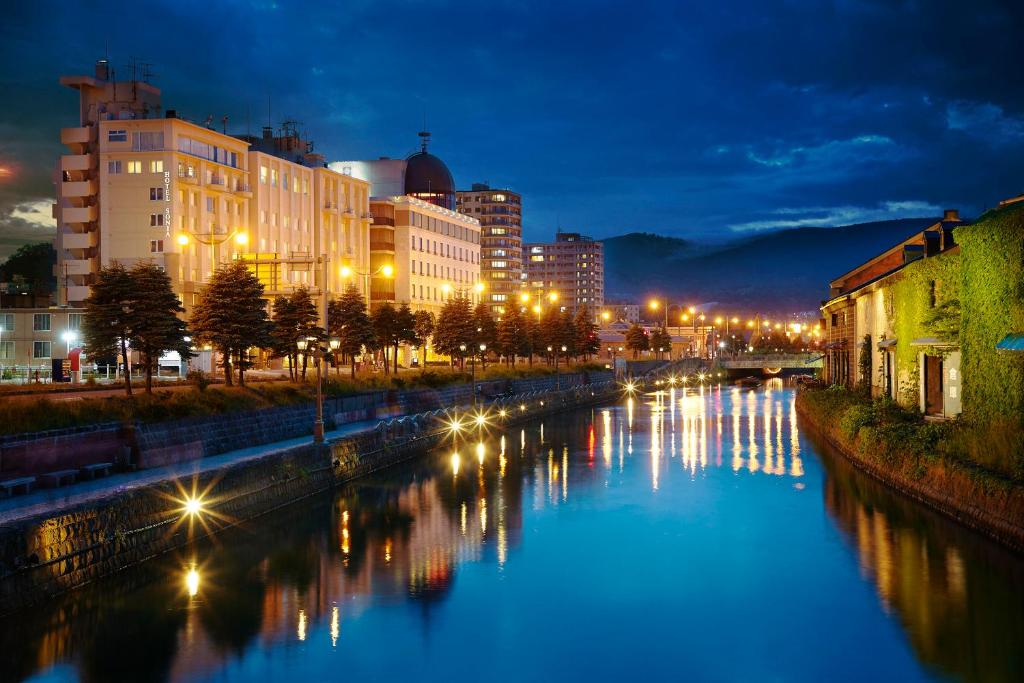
<box><xmin>0</xmin><ymin>417</ymin><xmax>381</xmax><ymax>527</ymax></box>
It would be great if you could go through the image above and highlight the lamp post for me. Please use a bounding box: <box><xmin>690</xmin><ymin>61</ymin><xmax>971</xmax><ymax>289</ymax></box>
<box><xmin>547</xmin><ymin>345</ymin><xmax>554</xmax><ymax>369</ymax></box>
<box><xmin>296</xmin><ymin>335</ymin><xmax>323</xmax><ymax>444</ymax></box>
<box><xmin>340</xmin><ymin>263</ymin><xmax>394</xmax><ymax>303</ymax></box>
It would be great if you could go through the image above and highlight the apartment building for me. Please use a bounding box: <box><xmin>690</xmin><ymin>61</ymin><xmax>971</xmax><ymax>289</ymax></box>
<box><xmin>522</xmin><ymin>230</ymin><xmax>604</xmax><ymax>314</ymax></box>
<box><xmin>0</xmin><ymin>307</ymin><xmax>85</xmax><ymax>371</ymax></box>
<box><xmin>456</xmin><ymin>184</ymin><xmax>522</xmax><ymax>315</ymax></box>
<box><xmin>55</xmin><ymin>59</ymin><xmax>372</xmax><ymax>321</ymax></box>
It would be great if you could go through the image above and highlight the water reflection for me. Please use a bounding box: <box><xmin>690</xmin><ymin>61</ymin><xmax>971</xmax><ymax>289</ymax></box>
<box><xmin>1</xmin><ymin>387</ymin><xmax>1021</xmax><ymax>682</ymax></box>
<box><xmin>816</xmin><ymin>436</ymin><xmax>1024</xmax><ymax>681</ymax></box>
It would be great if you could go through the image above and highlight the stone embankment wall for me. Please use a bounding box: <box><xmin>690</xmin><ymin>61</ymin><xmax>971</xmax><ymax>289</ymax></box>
<box><xmin>0</xmin><ymin>378</ymin><xmax>617</xmax><ymax>615</ymax></box>
<box><xmin>795</xmin><ymin>391</ymin><xmax>1024</xmax><ymax>553</ymax></box>
<box><xmin>0</xmin><ymin>372</ymin><xmax>609</xmax><ymax>476</ymax></box>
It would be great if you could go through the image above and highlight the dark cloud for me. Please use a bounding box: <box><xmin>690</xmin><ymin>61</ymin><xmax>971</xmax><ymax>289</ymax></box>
<box><xmin>1</xmin><ymin>0</ymin><xmax>1022</xmax><ymax>258</ymax></box>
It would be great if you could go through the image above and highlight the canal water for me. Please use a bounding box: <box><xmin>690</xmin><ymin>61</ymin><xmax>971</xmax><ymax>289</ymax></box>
<box><xmin>2</xmin><ymin>383</ymin><xmax>1022</xmax><ymax>682</ymax></box>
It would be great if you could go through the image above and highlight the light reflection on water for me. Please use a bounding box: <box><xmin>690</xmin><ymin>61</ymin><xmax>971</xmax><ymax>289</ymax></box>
<box><xmin>2</xmin><ymin>386</ymin><xmax>1022</xmax><ymax>683</ymax></box>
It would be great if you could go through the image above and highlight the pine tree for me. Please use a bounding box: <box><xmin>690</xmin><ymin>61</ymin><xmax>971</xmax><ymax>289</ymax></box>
<box><xmin>625</xmin><ymin>323</ymin><xmax>650</xmax><ymax>359</ymax></box>
<box><xmin>524</xmin><ymin>312</ymin><xmax>542</xmax><ymax>366</ymax></box>
<box><xmin>82</xmin><ymin>263</ymin><xmax>137</xmax><ymax>396</ymax></box>
<box><xmin>190</xmin><ymin>262</ymin><xmax>272</xmax><ymax>386</ymax></box>
<box><xmin>573</xmin><ymin>305</ymin><xmax>601</xmax><ymax>361</ymax></box>
<box><xmin>412</xmin><ymin>310</ymin><xmax>435</xmax><ymax>370</ymax></box>
<box><xmin>496</xmin><ymin>305</ymin><xmax>527</xmax><ymax>365</ymax></box>
<box><xmin>647</xmin><ymin>326</ymin><xmax>671</xmax><ymax>359</ymax></box>
<box><xmin>129</xmin><ymin>262</ymin><xmax>191</xmax><ymax>393</ymax></box>
<box><xmin>473</xmin><ymin>302</ymin><xmax>497</xmax><ymax>369</ymax></box>
<box><xmin>433</xmin><ymin>295</ymin><xmax>475</xmax><ymax>367</ymax></box>
<box><xmin>395</xmin><ymin>303</ymin><xmax>417</xmax><ymax>370</ymax></box>
<box><xmin>271</xmin><ymin>287</ymin><xmax>320</xmax><ymax>381</ymax></box>
<box><xmin>371</xmin><ymin>303</ymin><xmax>399</xmax><ymax>374</ymax></box>
<box><xmin>328</xmin><ymin>284</ymin><xmax>376</xmax><ymax>378</ymax></box>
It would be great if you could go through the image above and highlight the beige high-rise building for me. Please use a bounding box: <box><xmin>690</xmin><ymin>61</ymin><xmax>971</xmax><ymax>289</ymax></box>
<box><xmin>456</xmin><ymin>184</ymin><xmax>522</xmax><ymax>316</ymax></box>
<box><xmin>522</xmin><ymin>230</ymin><xmax>604</xmax><ymax>314</ymax></box>
<box><xmin>55</xmin><ymin>60</ymin><xmax>371</xmax><ymax>321</ymax></box>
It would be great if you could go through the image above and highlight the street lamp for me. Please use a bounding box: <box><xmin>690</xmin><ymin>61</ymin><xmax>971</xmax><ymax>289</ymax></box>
<box><xmin>61</xmin><ymin>330</ymin><xmax>78</xmax><ymax>355</ymax></box>
<box><xmin>297</xmin><ymin>337</ymin><xmax>328</xmax><ymax>443</ymax></box>
<box><xmin>340</xmin><ymin>263</ymin><xmax>394</xmax><ymax>301</ymax></box>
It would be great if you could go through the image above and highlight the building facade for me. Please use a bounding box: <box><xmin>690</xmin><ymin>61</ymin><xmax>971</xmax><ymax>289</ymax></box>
<box><xmin>821</xmin><ymin>210</ymin><xmax>963</xmax><ymax>417</ymax></box>
<box><xmin>456</xmin><ymin>184</ymin><xmax>522</xmax><ymax>315</ymax></box>
<box><xmin>333</xmin><ymin>133</ymin><xmax>482</xmax><ymax>316</ymax></box>
<box><xmin>522</xmin><ymin>231</ymin><xmax>604</xmax><ymax>314</ymax></box>
<box><xmin>0</xmin><ymin>307</ymin><xmax>85</xmax><ymax>373</ymax></box>
<box><xmin>55</xmin><ymin>60</ymin><xmax>372</xmax><ymax>322</ymax></box>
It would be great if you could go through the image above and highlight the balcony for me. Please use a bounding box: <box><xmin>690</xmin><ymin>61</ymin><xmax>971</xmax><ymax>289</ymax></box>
<box><xmin>62</xmin><ymin>258</ymin><xmax>97</xmax><ymax>276</ymax></box>
<box><xmin>233</xmin><ymin>182</ymin><xmax>253</xmax><ymax>197</ymax></box>
<box><xmin>369</xmin><ymin>240</ymin><xmax>396</xmax><ymax>252</ymax></box>
<box><xmin>63</xmin><ymin>231</ymin><xmax>98</xmax><ymax>250</ymax></box>
<box><xmin>61</xmin><ymin>154</ymin><xmax>94</xmax><ymax>173</ymax></box>
<box><xmin>66</xmin><ymin>285</ymin><xmax>91</xmax><ymax>304</ymax></box>
<box><xmin>62</xmin><ymin>205</ymin><xmax>98</xmax><ymax>224</ymax></box>
<box><xmin>62</xmin><ymin>179</ymin><xmax>97</xmax><ymax>198</ymax></box>
<box><xmin>208</xmin><ymin>175</ymin><xmax>228</xmax><ymax>191</ymax></box>
<box><xmin>324</xmin><ymin>200</ymin><xmax>340</xmax><ymax>212</ymax></box>
<box><xmin>179</xmin><ymin>173</ymin><xmax>199</xmax><ymax>185</ymax></box>
<box><xmin>369</xmin><ymin>215</ymin><xmax>394</xmax><ymax>226</ymax></box>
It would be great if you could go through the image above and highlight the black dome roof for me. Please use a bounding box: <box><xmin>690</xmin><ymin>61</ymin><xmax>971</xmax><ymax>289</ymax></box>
<box><xmin>404</xmin><ymin>132</ymin><xmax>456</xmax><ymax>210</ymax></box>
<box><xmin>404</xmin><ymin>151</ymin><xmax>454</xmax><ymax>195</ymax></box>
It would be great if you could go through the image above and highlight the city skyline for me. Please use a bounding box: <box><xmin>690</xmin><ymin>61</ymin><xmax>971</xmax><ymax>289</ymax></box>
<box><xmin>3</xmin><ymin>0</ymin><xmax>1024</xmax><ymax>259</ymax></box>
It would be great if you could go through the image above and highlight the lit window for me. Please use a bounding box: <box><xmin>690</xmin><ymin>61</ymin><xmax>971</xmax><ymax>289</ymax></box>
<box><xmin>33</xmin><ymin>341</ymin><xmax>51</xmax><ymax>359</ymax></box>
<box><xmin>260</xmin><ymin>166</ymin><xmax>268</xmax><ymax>184</ymax></box>
<box><xmin>271</xmin><ymin>169</ymin><xmax>278</xmax><ymax>186</ymax></box>
<box><xmin>127</xmin><ymin>161</ymin><xmax>142</xmax><ymax>174</ymax></box>
<box><xmin>150</xmin><ymin>160</ymin><xmax>164</xmax><ymax>173</ymax></box>
<box><xmin>530</xmin><ymin>255</ymin><xmax>544</xmax><ymax>262</ymax></box>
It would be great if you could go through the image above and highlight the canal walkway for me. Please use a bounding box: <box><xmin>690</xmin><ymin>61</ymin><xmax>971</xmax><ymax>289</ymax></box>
<box><xmin>0</xmin><ymin>417</ymin><xmax>381</xmax><ymax>527</ymax></box>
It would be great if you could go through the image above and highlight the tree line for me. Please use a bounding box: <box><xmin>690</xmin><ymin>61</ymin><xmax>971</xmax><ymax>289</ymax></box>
<box><xmin>82</xmin><ymin>261</ymin><xmax>602</xmax><ymax>395</ymax></box>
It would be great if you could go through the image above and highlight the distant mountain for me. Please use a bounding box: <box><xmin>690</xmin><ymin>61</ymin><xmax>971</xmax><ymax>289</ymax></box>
<box><xmin>602</xmin><ymin>218</ymin><xmax>938</xmax><ymax>314</ymax></box>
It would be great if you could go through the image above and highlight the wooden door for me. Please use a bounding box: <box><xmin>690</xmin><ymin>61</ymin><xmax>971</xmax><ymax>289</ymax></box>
<box><xmin>924</xmin><ymin>355</ymin><xmax>943</xmax><ymax>415</ymax></box>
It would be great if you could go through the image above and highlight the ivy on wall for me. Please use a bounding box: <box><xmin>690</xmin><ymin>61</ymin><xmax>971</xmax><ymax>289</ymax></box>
<box><xmin>889</xmin><ymin>250</ymin><xmax>961</xmax><ymax>407</ymax></box>
<box><xmin>954</xmin><ymin>202</ymin><xmax>1024</xmax><ymax>426</ymax></box>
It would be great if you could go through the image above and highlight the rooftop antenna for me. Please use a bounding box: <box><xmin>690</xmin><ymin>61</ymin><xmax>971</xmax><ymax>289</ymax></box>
<box><xmin>221</xmin><ymin>115</ymin><xmax>228</xmax><ymax>134</ymax></box>
<box><xmin>418</xmin><ymin>129</ymin><xmax>431</xmax><ymax>153</ymax></box>
<box><xmin>139</xmin><ymin>61</ymin><xmax>154</xmax><ymax>83</ymax></box>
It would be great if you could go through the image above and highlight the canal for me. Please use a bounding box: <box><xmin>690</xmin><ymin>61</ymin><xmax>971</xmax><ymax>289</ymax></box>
<box><xmin>2</xmin><ymin>382</ymin><xmax>1022</xmax><ymax>682</ymax></box>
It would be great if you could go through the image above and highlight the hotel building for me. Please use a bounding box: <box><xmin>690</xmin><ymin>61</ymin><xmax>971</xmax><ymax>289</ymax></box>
<box><xmin>456</xmin><ymin>184</ymin><xmax>522</xmax><ymax>315</ymax></box>
<box><xmin>332</xmin><ymin>133</ymin><xmax>482</xmax><ymax>317</ymax></box>
<box><xmin>522</xmin><ymin>230</ymin><xmax>604</xmax><ymax>314</ymax></box>
<box><xmin>54</xmin><ymin>60</ymin><xmax>371</xmax><ymax>319</ymax></box>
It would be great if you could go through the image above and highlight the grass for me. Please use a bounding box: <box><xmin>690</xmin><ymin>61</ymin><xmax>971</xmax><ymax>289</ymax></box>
<box><xmin>797</xmin><ymin>385</ymin><xmax>1024</xmax><ymax>534</ymax></box>
<box><xmin>0</xmin><ymin>363</ymin><xmax>607</xmax><ymax>437</ymax></box>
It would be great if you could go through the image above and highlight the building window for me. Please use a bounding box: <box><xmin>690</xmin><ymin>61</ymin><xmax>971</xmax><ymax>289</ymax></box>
<box><xmin>108</xmin><ymin>129</ymin><xmax>127</xmax><ymax>143</ymax></box>
<box><xmin>0</xmin><ymin>340</ymin><xmax>12</xmax><ymax>360</ymax></box>
<box><xmin>491</xmin><ymin>261</ymin><xmax>507</xmax><ymax>268</ymax></box>
<box><xmin>68</xmin><ymin>313</ymin><xmax>84</xmax><ymax>330</ymax></box>
<box><xmin>108</xmin><ymin>160</ymin><xmax>122</xmax><ymax>174</ymax></box>
<box><xmin>207</xmin><ymin>197</ymin><xmax>215</xmax><ymax>212</ymax></box>
<box><xmin>33</xmin><ymin>314</ymin><xmax>51</xmax><ymax>332</ymax></box>
<box><xmin>271</xmin><ymin>169</ymin><xmax>278</xmax><ymax>187</ymax></box>
<box><xmin>150</xmin><ymin>160</ymin><xmax>164</xmax><ymax>173</ymax></box>
<box><xmin>260</xmin><ymin>166</ymin><xmax>268</xmax><ymax>184</ymax></box>
<box><xmin>151</xmin><ymin>213</ymin><xmax>165</xmax><ymax>227</ymax></box>
<box><xmin>33</xmin><ymin>341</ymin><xmax>51</xmax><ymax>359</ymax></box>
<box><xmin>150</xmin><ymin>239</ymin><xmax>164</xmax><ymax>253</ymax></box>
<box><xmin>0</xmin><ymin>313</ymin><xmax>13</xmax><ymax>333</ymax></box>
<box><xmin>127</xmin><ymin>161</ymin><xmax>143</xmax><ymax>174</ymax></box>
<box><xmin>150</xmin><ymin>187</ymin><xmax>165</xmax><ymax>201</ymax></box>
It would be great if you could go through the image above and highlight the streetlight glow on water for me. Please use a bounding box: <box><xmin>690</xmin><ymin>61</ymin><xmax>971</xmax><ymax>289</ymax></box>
<box><xmin>5</xmin><ymin>387</ymin><xmax>1021</xmax><ymax>682</ymax></box>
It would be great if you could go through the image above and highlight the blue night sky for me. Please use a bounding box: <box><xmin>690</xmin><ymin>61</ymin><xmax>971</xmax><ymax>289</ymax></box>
<box><xmin>1</xmin><ymin>0</ymin><xmax>1023</xmax><ymax>258</ymax></box>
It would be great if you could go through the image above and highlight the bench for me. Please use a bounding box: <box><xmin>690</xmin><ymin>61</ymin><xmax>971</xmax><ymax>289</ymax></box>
<box><xmin>79</xmin><ymin>462</ymin><xmax>113</xmax><ymax>480</ymax></box>
<box><xmin>0</xmin><ymin>477</ymin><xmax>36</xmax><ymax>498</ymax></box>
<box><xmin>39</xmin><ymin>469</ymin><xmax>78</xmax><ymax>488</ymax></box>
